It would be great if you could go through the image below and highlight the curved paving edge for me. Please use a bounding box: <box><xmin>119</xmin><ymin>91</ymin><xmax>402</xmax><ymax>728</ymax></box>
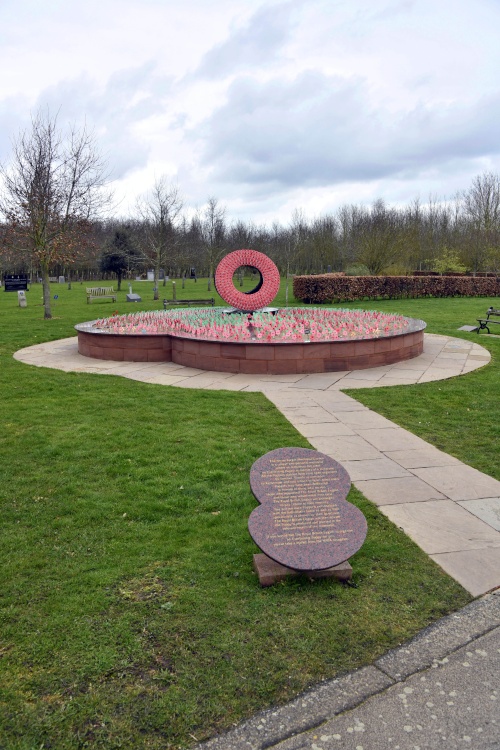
<box><xmin>13</xmin><ymin>333</ymin><xmax>500</xmax><ymax>596</ymax></box>
<box><xmin>13</xmin><ymin>333</ymin><xmax>490</xmax><ymax>391</ymax></box>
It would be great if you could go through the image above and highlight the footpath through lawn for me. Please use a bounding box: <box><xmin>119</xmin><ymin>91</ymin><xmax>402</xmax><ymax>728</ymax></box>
<box><xmin>1</xmin><ymin>282</ymin><xmax>495</xmax><ymax>749</ymax></box>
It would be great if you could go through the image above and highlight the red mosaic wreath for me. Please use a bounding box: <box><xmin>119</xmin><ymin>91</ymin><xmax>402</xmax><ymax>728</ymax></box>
<box><xmin>215</xmin><ymin>249</ymin><xmax>281</xmax><ymax>311</ymax></box>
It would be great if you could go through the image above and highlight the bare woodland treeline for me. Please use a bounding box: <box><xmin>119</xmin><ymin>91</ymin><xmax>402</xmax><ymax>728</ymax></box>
<box><xmin>5</xmin><ymin>174</ymin><xmax>500</xmax><ymax>281</ymax></box>
<box><xmin>1</xmin><ymin>111</ymin><xmax>499</xmax><ymax>317</ymax></box>
<box><xmin>78</xmin><ymin>178</ymin><xmax>500</xmax><ymax>276</ymax></box>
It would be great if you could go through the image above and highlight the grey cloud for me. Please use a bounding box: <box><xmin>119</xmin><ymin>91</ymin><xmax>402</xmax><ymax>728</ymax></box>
<box><xmin>192</xmin><ymin>0</ymin><xmax>299</xmax><ymax>80</ymax></box>
<box><xmin>35</xmin><ymin>62</ymin><xmax>173</xmax><ymax>179</ymax></box>
<box><xmin>0</xmin><ymin>98</ymin><xmax>32</xmax><ymax>164</ymax></box>
<box><xmin>188</xmin><ymin>70</ymin><xmax>500</xmax><ymax>197</ymax></box>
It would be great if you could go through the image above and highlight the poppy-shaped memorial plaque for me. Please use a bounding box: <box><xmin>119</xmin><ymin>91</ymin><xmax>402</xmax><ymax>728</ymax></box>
<box><xmin>249</xmin><ymin>448</ymin><xmax>367</xmax><ymax>585</ymax></box>
<box><xmin>215</xmin><ymin>249</ymin><xmax>281</xmax><ymax>311</ymax></box>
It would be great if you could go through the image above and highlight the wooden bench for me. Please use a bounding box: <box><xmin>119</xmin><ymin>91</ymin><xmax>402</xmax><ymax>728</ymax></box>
<box><xmin>163</xmin><ymin>298</ymin><xmax>215</xmax><ymax>309</ymax></box>
<box><xmin>477</xmin><ymin>307</ymin><xmax>500</xmax><ymax>333</ymax></box>
<box><xmin>86</xmin><ymin>287</ymin><xmax>117</xmax><ymax>303</ymax></box>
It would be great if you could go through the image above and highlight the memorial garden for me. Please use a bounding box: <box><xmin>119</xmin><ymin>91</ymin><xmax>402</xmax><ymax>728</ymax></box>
<box><xmin>0</xmin><ymin>276</ymin><xmax>498</xmax><ymax>748</ymax></box>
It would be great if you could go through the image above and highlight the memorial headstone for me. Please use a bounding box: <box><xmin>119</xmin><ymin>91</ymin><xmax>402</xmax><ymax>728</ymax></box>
<box><xmin>126</xmin><ymin>293</ymin><xmax>142</xmax><ymax>302</ymax></box>
<box><xmin>18</xmin><ymin>290</ymin><xmax>27</xmax><ymax>308</ymax></box>
<box><xmin>58</xmin><ymin>276</ymin><xmax>65</xmax><ymax>283</ymax></box>
<box><xmin>4</xmin><ymin>274</ymin><xmax>29</xmax><ymax>292</ymax></box>
<box><xmin>249</xmin><ymin>448</ymin><xmax>367</xmax><ymax>586</ymax></box>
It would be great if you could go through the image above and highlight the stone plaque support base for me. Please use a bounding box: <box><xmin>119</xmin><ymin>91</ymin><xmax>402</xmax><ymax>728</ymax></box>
<box><xmin>253</xmin><ymin>553</ymin><xmax>352</xmax><ymax>587</ymax></box>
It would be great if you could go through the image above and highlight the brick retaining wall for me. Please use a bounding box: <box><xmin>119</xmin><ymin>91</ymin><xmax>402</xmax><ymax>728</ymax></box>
<box><xmin>77</xmin><ymin>328</ymin><xmax>424</xmax><ymax>373</ymax></box>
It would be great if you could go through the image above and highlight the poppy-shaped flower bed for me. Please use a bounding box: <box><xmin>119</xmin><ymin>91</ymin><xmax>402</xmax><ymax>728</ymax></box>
<box><xmin>76</xmin><ymin>308</ymin><xmax>426</xmax><ymax>374</ymax></box>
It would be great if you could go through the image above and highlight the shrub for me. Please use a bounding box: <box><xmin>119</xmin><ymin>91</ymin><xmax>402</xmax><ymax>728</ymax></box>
<box><xmin>344</xmin><ymin>264</ymin><xmax>370</xmax><ymax>276</ymax></box>
<box><xmin>293</xmin><ymin>274</ymin><xmax>500</xmax><ymax>303</ymax></box>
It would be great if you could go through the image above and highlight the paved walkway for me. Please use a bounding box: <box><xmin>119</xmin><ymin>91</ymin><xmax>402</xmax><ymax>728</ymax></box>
<box><xmin>14</xmin><ymin>333</ymin><xmax>500</xmax><ymax>596</ymax></box>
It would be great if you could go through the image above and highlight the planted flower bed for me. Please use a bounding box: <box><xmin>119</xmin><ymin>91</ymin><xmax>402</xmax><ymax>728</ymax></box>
<box><xmin>90</xmin><ymin>307</ymin><xmax>415</xmax><ymax>343</ymax></box>
<box><xmin>76</xmin><ymin>307</ymin><xmax>426</xmax><ymax>374</ymax></box>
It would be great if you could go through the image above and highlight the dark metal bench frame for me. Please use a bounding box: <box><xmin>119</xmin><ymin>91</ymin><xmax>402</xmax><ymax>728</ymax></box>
<box><xmin>477</xmin><ymin>307</ymin><xmax>500</xmax><ymax>333</ymax></box>
<box><xmin>163</xmin><ymin>298</ymin><xmax>215</xmax><ymax>309</ymax></box>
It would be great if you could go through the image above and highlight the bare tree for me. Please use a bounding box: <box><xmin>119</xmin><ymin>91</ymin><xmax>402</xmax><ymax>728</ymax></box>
<box><xmin>460</xmin><ymin>172</ymin><xmax>500</xmax><ymax>274</ymax></box>
<box><xmin>197</xmin><ymin>197</ymin><xmax>226</xmax><ymax>291</ymax></box>
<box><xmin>0</xmin><ymin>110</ymin><xmax>110</xmax><ymax>318</ymax></box>
<box><xmin>136</xmin><ymin>177</ymin><xmax>183</xmax><ymax>300</ymax></box>
<box><xmin>356</xmin><ymin>199</ymin><xmax>403</xmax><ymax>275</ymax></box>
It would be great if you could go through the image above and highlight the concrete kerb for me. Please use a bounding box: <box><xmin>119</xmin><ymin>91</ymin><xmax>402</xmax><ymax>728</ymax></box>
<box><xmin>196</xmin><ymin>591</ymin><xmax>500</xmax><ymax>750</ymax></box>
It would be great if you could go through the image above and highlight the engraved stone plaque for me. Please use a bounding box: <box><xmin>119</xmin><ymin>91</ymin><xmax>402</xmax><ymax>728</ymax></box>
<box><xmin>249</xmin><ymin>447</ymin><xmax>367</xmax><ymax>571</ymax></box>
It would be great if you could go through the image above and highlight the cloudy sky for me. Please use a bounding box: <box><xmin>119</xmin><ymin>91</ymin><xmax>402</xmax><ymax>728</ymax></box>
<box><xmin>1</xmin><ymin>0</ymin><xmax>499</xmax><ymax>223</ymax></box>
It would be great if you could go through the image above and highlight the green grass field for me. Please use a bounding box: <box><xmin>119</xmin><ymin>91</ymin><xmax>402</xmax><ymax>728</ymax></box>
<box><xmin>0</xmin><ymin>278</ymin><xmax>497</xmax><ymax>749</ymax></box>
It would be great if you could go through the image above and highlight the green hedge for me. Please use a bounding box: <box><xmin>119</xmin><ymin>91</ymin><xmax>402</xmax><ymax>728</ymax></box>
<box><xmin>293</xmin><ymin>274</ymin><xmax>500</xmax><ymax>303</ymax></box>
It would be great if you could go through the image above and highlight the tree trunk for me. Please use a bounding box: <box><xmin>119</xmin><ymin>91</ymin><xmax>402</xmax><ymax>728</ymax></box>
<box><xmin>154</xmin><ymin>257</ymin><xmax>160</xmax><ymax>300</ymax></box>
<box><xmin>285</xmin><ymin>259</ymin><xmax>290</xmax><ymax>307</ymax></box>
<box><xmin>117</xmin><ymin>273</ymin><xmax>122</xmax><ymax>291</ymax></box>
<box><xmin>41</xmin><ymin>263</ymin><xmax>52</xmax><ymax>319</ymax></box>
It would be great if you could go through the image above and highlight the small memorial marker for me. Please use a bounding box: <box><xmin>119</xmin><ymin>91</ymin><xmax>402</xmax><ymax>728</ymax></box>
<box><xmin>249</xmin><ymin>448</ymin><xmax>367</xmax><ymax>586</ymax></box>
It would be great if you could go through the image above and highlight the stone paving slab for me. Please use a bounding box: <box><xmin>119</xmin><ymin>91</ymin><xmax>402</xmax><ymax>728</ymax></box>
<box><xmin>379</xmin><ymin>367</ymin><xmax>428</xmax><ymax>379</ymax></box>
<box><xmin>331</xmin><ymin>411</ymin><xmax>396</xmax><ymax>430</ymax></box>
<box><xmin>268</xmin><ymin>395</ymin><xmax>321</xmax><ymax>409</ymax></box>
<box><xmin>384</xmin><ymin>448</ymin><xmax>461</xmax><ymax>469</ymax></box>
<box><xmin>306</xmin><ymin>435</ymin><xmax>383</xmax><ymax>461</ymax></box>
<box><xmin>336</xmin><ymin>458</ymin><xmax>412</xmax><ymax>481</ymax></box>
<box><xmin>355</xmin><ymin>476</ymin><xmax>446</xmax><ymax>505</ymax></box>
<box><xmin>311</xmin><ymin>398</ymin><xmax>369</xmax><ymax>412</ymax></box>
<box><xmin>356</xmin><ymin>428</ymin><xmax>430</xmax><ymax>452</ymax></box>
<box><xmin>295</xmin><ymin>422</ymin><xmax>356</xmax><ymax>438</ymax></box>
<box><xmin>381</xmin><ymin>500</ymin><xmax>500</xmax><ymax>554</ymax></box>
<box><xmin>282</xmin><ymin>408</ymin><xmax>341</xmax><ymax>425</ymax></box>
<box><xmin>289</xmin><ymin>374</ymin><xmax>347</xmax><ymax>389</ymax></box>
<box><xmin>418</xmin><ymin>369</ymin><xmax>462</xmax><ymax>381</ymax></box>
<box><xmin>458</xmin><ymin>497</ymin><xmax>500</xmax><ymax>531</ymax></box>
<box><xmin>411</xmin><ymin>465</ymin><xmax>500</xmax><ymax>502</ymax></box>
<box><xmin>430</xmin><ymin>548</ymin><xmax>500</xmax><ymax>597</ymax></box>
<box><xmin>328</xmin><ymin>378</ymin><xmax>383</xmax><ymax>389</ymax></box>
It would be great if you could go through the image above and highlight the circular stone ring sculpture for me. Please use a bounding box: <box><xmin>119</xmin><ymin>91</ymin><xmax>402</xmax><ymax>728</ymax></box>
<box><xmin>214</xmin><ymin>248</ymin><xmax>281</xmax><ymax>311</ymax></box>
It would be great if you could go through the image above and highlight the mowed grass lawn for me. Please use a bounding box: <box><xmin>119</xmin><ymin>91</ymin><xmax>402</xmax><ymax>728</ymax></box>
<box><xmin>0</xmin><ymin>279</ymin><xmax>497</xmax><ymax>749</ymax></box>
